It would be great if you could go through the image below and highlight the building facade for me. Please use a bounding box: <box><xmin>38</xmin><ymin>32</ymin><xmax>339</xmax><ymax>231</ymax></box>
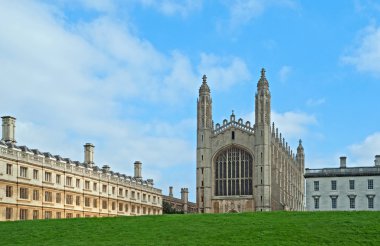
<box><xmin>196</xmin><ymin>69</ymin><xmax>305</xmax><ymax>213</ymax></box>
<box><xmin>305</xmin><ymin>156</ymin><xmax>380</xmax><ymax>211</ymax></box>
<box><xmin>0</xmin><ymin>116</ymin><xmax>162</xmax><ymax>221</ymax></box>
<box><xmin>162</xmin><ymin>186</ymin><xmax>197</xmax><ymax>214</ymax></box>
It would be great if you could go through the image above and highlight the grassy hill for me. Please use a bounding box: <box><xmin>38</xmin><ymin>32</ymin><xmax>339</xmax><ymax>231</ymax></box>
<box><xmin>1</xmin><ymin>211</ymin><xmax>380</xmax><ymax>245</ymax></box>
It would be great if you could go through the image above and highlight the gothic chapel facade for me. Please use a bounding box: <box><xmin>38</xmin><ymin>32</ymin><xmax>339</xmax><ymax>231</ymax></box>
<box><xmin>196</xmin><ymin>69</ymin><xmax>305</xmax><ymax>213</ymax></box>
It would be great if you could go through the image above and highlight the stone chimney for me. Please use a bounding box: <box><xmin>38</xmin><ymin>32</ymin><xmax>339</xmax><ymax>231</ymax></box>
<box><xmin>84</xmin><ymin>143</ymin><xmax>94</xmax><ymax>167</ymax></box>
<box><xmin>134</xmin><ymin>161</ymin><xmax>142</xmax><ymax>179</ymax></box>
<box><xmin>169</xmin><ymin>186</ymin><xmax>173</xmax><ymax>197</ymax></box>
<box><xmin>340</xmin><ymin>156</ymin><xmax>347</xmax><ymax>168</ymax></box>
<box><xmin>375</xmin><ymin>155</ymin><xmax>380</xmax><ymax>167</ymax></box>
<box><xmin>181</xmin><ymin>188</ymin><xmax>189</xmax><ymax>213</ymax></box>
<box><xmin>1</xmin><ymin>116</ymin><xmax>16</xmax><ymax>143</ymax></box>
<box><xmin>102</xmin><ymin>165</ymin><xmax>110</xmax><ymax>173</ymax></box>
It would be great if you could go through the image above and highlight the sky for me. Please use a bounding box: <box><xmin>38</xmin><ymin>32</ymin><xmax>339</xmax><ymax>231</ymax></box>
<box><xmin>1</xmin><ymin>0</ymin><xmax>380</xmax><ymax>201</ymax></box>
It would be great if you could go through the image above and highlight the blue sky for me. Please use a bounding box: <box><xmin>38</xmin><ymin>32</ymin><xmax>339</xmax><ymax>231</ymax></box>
<box><xmin>1</xmin><ymin>0</ymin><xmax>380</xmax><ymax>201</ymax></box>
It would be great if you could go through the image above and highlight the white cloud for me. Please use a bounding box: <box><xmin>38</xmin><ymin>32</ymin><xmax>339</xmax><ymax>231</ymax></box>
<box><xmin>0</xmin><ymin>1</ymin><xmax>251</xmax><ymax>201</ymax></box>
<box><xmin>272</xmin><ymin>111</ymin><xmax>317</xmax><ymax>140</ymax></box>
<box><xmin>198</xmin><ymin>53</ymin><xmax>251</xmax><ymax>90</ymax></box>
<box><xmin>138</xmin><ymin>0</ymin><xmax>203</xmax><ymax>17</ymax></box>
<box><xmin>227</xmin><ymin>0</ymin><xmax>298</xmax><ymax>28</ymax></box>
<box><xmin>279</xmin><ymin>65</ymin><xmax>292</xmax><ymax>82</ymax></box>
<box><xmin>306</xmin><ymin>98</ymin><xmax>326</xmax><ymax>106</ymax></box>
<box><xmin>241</xmin><ymin>110</ymin><xmax>317</xmax><ymax>141</ymax></box>
<box><xmin>342</xmin><ymin>24</ymin><xmax>380</xmax><ymax>76</ymax></box>
<box><xmin>348</xmin><ymin>132</ymin><xmax>380</xmax><ymax>166</ymax></box>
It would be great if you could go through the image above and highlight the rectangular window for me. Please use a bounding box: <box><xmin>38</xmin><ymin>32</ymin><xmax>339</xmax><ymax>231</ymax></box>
<box><xmin>314</xmin><ymin>197</ymin><xmax>319</xmax><ymax>209</ymax></box>
<box><xmin>368</xmin><ymin>179</ymin><xmax>374</xmax><ymax>190</ymax></box>
<box><xmin>85</xmin><ymin>181</ymin><xmax>90</xmax><ymax>190</ymax></box>
<box><xmin>6</xmin><ymin>185</ymin><xmax>13</xmax><ymax>197</ymax></box>
<box><xmin>119</xmin><ymin>203</ymin><xmax>123</xmax><ymax>211</ymax></box>
<box><xmin>44</xmin><ymin>211</ymin><xmax>52</xmax><ymax>219</ymax></box>
<box><xmin>331</xmin><ymin>197</ymin><xmax>337</xmax><ymax>209</ymax></box>
<box><xmin>119</xmin><ymin>188</ymin><xmax>123</xmax><ymax>196</ymax></box>
<box><xmin>102</xmin><ymin>185</ymin><xmax>107</xmax><ymax>193</ymax></box>
<box><xmin>314</xmin><ymin>181</ymin><xmax>319</xmax><ymax>191</ymax></box>
<box><xmin>368</xmin><ymin>197</ymin><xmax>374</xmax><ymax>209</ymax></box>
<box><xmin>66</xmin><ymin>194</ymin><xmax>73</xmax><ymax>205</ymax></box>
<box><xmin>85</xmin><ymin>197</ymin><xmax>90</xmax><ymax>207</ymax></box>
<box><xmin>93</xmin><ymin>182</ymin><xmax>97</xmax><ymax>191</ymax></box>
<box><xmin>66</xmin><ymin>213</ymin><xmax>73</xmax><ymax>218</ymax></box>
<box><xmin>20</xmin><ymin>166</ymin><xmax>28</xmax><ymax>178</ymax></box>
<box><xmin>19</xmin><ymin>209</ymin><xmax>28</xmax><ymax>220</ymax></box>
<box><xmin>112</xmin><ymin>187</ymin><xmax>115</xmax><ymax>195</ymax></box>
<box><xmin>76</xmin><ymin>179</ymin><xmax>80</xmax><ymax>188</ymax></box>
<box><xmin>349</xmin><ymin>197</ymin><xmax>355</xmax><ymax>209</ymax></box>
<box><xmin>112</xmin><ymin>202</ymin><xmax>116</xmax><ymax>210</ymax></box>
<box><xmin>102</xmin><ymin>200</ymin><xmax>107</xmax><ymax>209</ymax></box>
<box><xmin>56</xmin><ymin>193</ymin><xmax>61</xmax><ymax>203</ymax></box>
<box><xmin>6</xmin><ymin>164</ymin><xmax>12</xmax><ymax>175</ymax></box>
<box><xmin>93</xmin><ymin>199</ymin><xmax>98</xmax><ymax>208</ymax></box>
<box><xmin>349</xmin><ymin>180</ymin><xmax>355</xmax><ymax>190</ymax></box>
<box><xmin>20</xmin><ymin>187</ymin><xmax>29</xmax><ymax>199</ymax></box>
<box><xmin>45</xmin><ymin>172</ymin><xmax>52</xmax><ymax>182</ymax></box>
<box><xmin>33</xmin><ymin>190</ymin><xmax>39</xmax><ymax>201</ymax></box>
<box><xmin>6</xmin><ymin>208</ymin><xmax>12</xmax><ymax>219</ymax></box>
<box><xmin>331</xmin><ymin>180</ymin><xmax>337</xmax><ymax>190</ymax></box>
<box><xmin>56</xmin><ymin>212</ymin><xmax>61</xmax><ymax>219</ymax></box>
<box><xmin>125</xmin><ymin>204</ymin><xmax>128</xmax><ymax>212</ymax></box>
<box><xmin>76</xmin><ymin>196</ymin><xmax>80</xmax><ymax>206</ymax></box>
<box><xmin>33</xmin><ymin>210</ymin><xmax>39</xmax><ymax>220</ymax></box>
<box><xmin>132</xmin><ymin>191</ymin><xmax>135</xmax><ymax>199</ymax></box>
<box><xmin>56</xmin><ymin>174</ymin><xmax>61</xmax><ymax>184</ymax></box>
<box><xmin>66</xmin><ymin>177</ymin><xmax>72</xmax><ymax>186</ymax></box>
<box><xmin>137</xmin><ymin>193</ymin><xmax>140</xmax><ymax>200</ymax></box>
<box><xmin>45</xmin><ymin>191</ymin><xmax>52</xmax><ymax>202</ymax></box>
<box><xmin>33</xmin><ymin>169</ymin><xmax>39</xmax><ymax>180</ymax></box>
<box><xmin>125</xmin><ymin>190</ymin><xmax>128</xmax><ymax>198</ymax></box>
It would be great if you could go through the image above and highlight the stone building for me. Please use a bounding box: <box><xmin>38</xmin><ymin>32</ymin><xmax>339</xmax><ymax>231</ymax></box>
<box><xmin>0</xmin><ymin>116</ymin><xmax>162</xmax><ymax>221</ymax></box>
<box><xmin>196</xmin><ymin>69</ymin><xmax>305</xmax><ymax>213</ymax></box>
<box><xmin>162</xmin><ymin>186</ymin><xmax>197</xmax><ymax>214</ymax></box>
<box><xmin>305</xmin><ymin>156</ymin><xmax>380</xmax><ymax>211</ymax></box>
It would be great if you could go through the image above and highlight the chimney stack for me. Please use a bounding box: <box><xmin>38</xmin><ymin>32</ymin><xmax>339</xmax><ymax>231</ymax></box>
<box><xmin>102</xmin><ymin>165</ymin><xmax>110</xmax><ymax>173</ymax></box>
<box><xmin>181</xmin><ymin>188</ymin><xmax>189</xmax><ymax>213</ymax></box>
<box><xmin>340</xmin><ymin>156</ymin><xmax>347</xmax><ymax>168</ymax></box>
<box><xmin>134</xmin><ymin>161</ymin><xmax>142</xmax><ymax>179</ymax></box>
<box><xmin>1</xmin><ymin>116</ymin><xmax>16</xmax><ymax>143</ymax></box>
<box><xmin>375</xmin><ymin>155</ymin><xmax>380</xmax><ymax>167</ymax></box>
<box><xmin>169</xmin><ymin>186</ymin><xmax>173</xmax><ymax>197</ymax></box>
<box><xmin>84</xmin><ymin>143</ymin><xmax>94</xmax><ymax>167</ymax></box>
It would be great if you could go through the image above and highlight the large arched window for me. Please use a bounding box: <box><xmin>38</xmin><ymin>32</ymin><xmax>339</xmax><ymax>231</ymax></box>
<box><xmin>214</xmin><ymin>147</ymin><xmax>253</xmax><ymax>196</ymax></box>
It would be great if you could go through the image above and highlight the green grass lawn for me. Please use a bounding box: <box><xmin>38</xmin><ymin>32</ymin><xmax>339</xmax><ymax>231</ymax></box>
<box><xmin>1</xmin><ymin>211</ymin><xmax>380</xmax><ymax>245</ymax></box>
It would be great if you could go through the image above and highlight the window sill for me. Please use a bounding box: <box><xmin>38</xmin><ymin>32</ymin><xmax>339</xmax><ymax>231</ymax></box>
<box><xmin>17</xmin><ymin>198</ymin><xmax>31</xmax><ymax>202</ymax></box>
<box><xmin>18</xmin><ymin>176</ymin><xmax>31</xmax><ymax>181</ymax></box>
<box><xmin>43</xmin><ymin>181</ymin><xmax>54</xmax><ymax>185</ymax></box>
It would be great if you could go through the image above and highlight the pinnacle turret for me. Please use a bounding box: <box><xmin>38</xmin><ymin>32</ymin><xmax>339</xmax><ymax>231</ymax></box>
<box><xmin>199</xmin><ymin>74</ymin><xmax>210</xmax><ymax>94</ymax></box>
<box><xmin>297</xmin><ymin>139</ymin><xmax>304</xmax><ymax>152</ymax></box>
<box><xmin>257</xmin><ymin>68</ymin><xmax>269</xmax><ymax>88</ymax></box>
